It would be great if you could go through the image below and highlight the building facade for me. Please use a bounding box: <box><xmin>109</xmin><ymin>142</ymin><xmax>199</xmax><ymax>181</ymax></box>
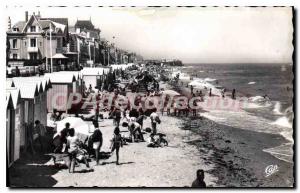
<box><xmin>7</xmin><ymin>12</ymin><xmax>68</xmax><ymax>70</ymax></box>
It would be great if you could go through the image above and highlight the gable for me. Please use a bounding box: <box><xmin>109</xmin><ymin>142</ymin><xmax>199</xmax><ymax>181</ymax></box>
<box><xmin>22</xmin><ymin>15</ymin><xmax>42</xmax><ymax>33</ymax></box>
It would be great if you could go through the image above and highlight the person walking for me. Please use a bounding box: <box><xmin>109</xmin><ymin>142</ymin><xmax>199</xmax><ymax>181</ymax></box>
<box><xmin>91</xmin><ymin>125</ymin><xmax>103</xmax><ymax>166</ymax></box>
<box><xmin>114</xmin><ymin>108</ymin><xmax>122</xmax><ymax>127</ymax></box>
<box><xmin>111</xmin><ymin>127</ymin><xmax>123</xmax><ymax>165</ymax></box>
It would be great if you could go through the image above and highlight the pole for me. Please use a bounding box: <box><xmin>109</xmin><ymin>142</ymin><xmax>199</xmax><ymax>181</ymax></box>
<box><xmin>77</xmin><ymin>38</ymin><xmax>80</xmax><ymax>66</ymax></box>
<box><xmin>89</xmin><ymin>41</ymin><xmax>91</xmax><ymax>62</ymax></box>
<box><xmin>103</xmin><ymin>48</ymin><xmax>105</xmax><ymax>66</ymax></box>
<box><xmin>108</xmin><ymin>46</ymin><xmax>110</xmax><ymax>66</ymax></box>
<box><xmin>45</xmin><ymin>34</ymin><xmax>48</xmax><ymax>71</ymax></box>
<box><xmin>93</xmin><ymin>40</ymin><xmax>95</xmax><ymax>64</ymax></box>
<box><xmin>49</xmin><ymin>23</ymin><xmax>53</xmax><ymax>73</ymax></box>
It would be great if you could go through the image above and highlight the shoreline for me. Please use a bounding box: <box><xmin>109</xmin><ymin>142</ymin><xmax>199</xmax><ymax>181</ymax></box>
<box><xmin>166</xmin><ymin>74</ymin><xmax>294</xmax><ymax>187</ymax></box>
<box><xmin>178</xmin><ymin>116</ymin><xmax>293</xmax><ymax>187</ymax></box>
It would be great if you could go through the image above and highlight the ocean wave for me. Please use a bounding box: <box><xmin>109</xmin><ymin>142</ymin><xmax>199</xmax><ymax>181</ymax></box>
<box><xmin>271</xmin><ymin>116</ymin><xmax>292</xmax><ymax>128</ymax></box>
<box><xmin>263</xmin><ymin>143</ymin><xmax>293</xmax><ymax>163</ymax></box>
<box><xmin>248</xmin><ymin>81</ymin><xmax>256</xmax><ymax>85</ymax></box>
<box><xmin>245</xmin><ymin>96</ymin><xmax>272</xmax><ymax>109</ymax></box>
<box><xmin>273</xmin><ymin>101</ymin><xmax>283</xmax><ymax>115</ymax></box>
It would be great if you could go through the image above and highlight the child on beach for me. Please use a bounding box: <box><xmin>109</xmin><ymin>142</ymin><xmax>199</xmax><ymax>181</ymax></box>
<box><xmin>111</xmin><ymin>127</ymin><xmax>123</xmax><ymax>165</ymax></box>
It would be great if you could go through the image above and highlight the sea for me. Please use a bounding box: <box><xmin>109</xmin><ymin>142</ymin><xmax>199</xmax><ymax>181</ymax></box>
<box><xmin>178</xmin><ymin>63</ymin><xmax>294</xmax><ymax>163</ymax></box>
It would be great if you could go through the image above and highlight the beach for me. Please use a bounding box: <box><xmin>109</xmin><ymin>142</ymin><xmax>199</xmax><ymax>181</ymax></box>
<box><xmin>8</xmin><ymin>64</ymin><xmax>294</xmax><ymax>188</ymax></box>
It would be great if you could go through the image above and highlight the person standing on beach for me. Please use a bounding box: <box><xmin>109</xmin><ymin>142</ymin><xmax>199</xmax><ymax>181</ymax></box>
<box><xmin>209</xmin><ymin>88</ymin><xmax>212</xmax><ymax>97</ymax></box>
<box><xmin>91</xmin><ymin>125</ymin><xmax>103</xmax><ymax>166</ymax></box>
<box><xmin>111</xmin><ymin>127</ymin><xmax>123</xmax><ymax>165</ymax></box>
<box><xmin>191</xmin><ymin>169</ymin><xmax>206</xmax><ymax>188</ymax></box>
<box><xmin>232</xmin><ymin>89</ymin><xmax>236</xmax><ymax>99</ymax></box>
<box><xmin>150</xmin><ymin>108</ymin><xmax>160</xmax><ymax>135</ymax></box>
<box><xmin>190</xmin><ymin>85</ymin><xmax>194</xmax><ymax>95</ymax></box>
<box><xmin>113</xmin><ymin>108</ymin><xmax>122</xmax><ymax>127</ymax></box>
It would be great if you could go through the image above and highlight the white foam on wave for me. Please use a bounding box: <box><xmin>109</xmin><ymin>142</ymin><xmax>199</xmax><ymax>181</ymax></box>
<box><xmin>204</xmin><ymin>78</ymin><xmax>217</xmax><ymax>82</ymax></box>
<box><xmin>248</xmin><ymin>81</ymin><xmax>256</xmax><ymax>85</ymax></box>
<box><xmin>263</xmin><ymin>143</ymin><xmax>293</xmax><ymax>163</ymax></box>
<box><xmin>273</xmin><ymin>101</ymin><xmax>283</xmax><ymax>115</ymax></box>
<box><xmin>244</xmin><ymin>96</ymin><xmax>272</xmax><ymax>109</ymax></box>
<box><xmin>271</xmin><ymin>116</ymin><xmax>293</xmax><ymax>129</ymax></box>
<box><xmin>188</xmin><ymin>79</ymin><xmax>222</xmax><ymax>96</ymax></box>
<box><xmin>202</xmin><ymin>109</ymin><xmax>294</xmax><ymax>163</ymax></box>
<box><xmin>248</xmin><ymin>96</ymin><xmax>267</xmax><ymax>103</ymax></box>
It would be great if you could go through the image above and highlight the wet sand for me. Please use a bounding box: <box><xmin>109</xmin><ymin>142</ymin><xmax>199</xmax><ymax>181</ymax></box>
<box><xmin>180</xmin><ymin>116</ymin><xmax>294</xmax><ymax>187</ymax></box>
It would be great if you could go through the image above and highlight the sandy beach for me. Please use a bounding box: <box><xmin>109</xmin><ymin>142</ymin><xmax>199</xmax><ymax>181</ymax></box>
<box><xmin>8</xmin><ymin>76</ymin><xmax>294</xmax><ymax>188</ymax></box>
<box><xmin>9</xmin><ymin>115</ymin><xmax>218</xmax><ymax>187</ymax></box>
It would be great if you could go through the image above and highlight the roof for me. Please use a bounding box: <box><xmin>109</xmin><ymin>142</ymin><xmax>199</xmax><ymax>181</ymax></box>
<box><xmin>81</xmin><ymin>67</ymin><xmax>110</xmax><ymax>76</ymax></box>
<box><xmin>75</xmin><ymin>20</ymin><xmax>95</xmax><ymax>30</ymax></box>
<box><xmin>54</xmin><ymin>71</ymin><xmax>82</xmax><ymax>80</ymax></box>
<box><xmin>44</xmin><ymin>73</ymin><xmax>76</xmax><ymax>83</ymax></box>
<box><xmin>12</xmin><ymin>77</ymin><xmax>51</xmax><ymax>92</ymax></box>
<box><xmin>11</xmin><ymin>21</ymin><xmax>26</xmax><ymax>31</ymax></box>
<box><xmin>6</xmin><ymin>91</ymin><xmax>13</xmax><ymax>109</ymax></box>
<box><xmin>111</xmin><ymin>64</ymin><xmax>134</xmax><ymax>70</ymax></box>
<box><xmin>40</xmin><ymin>18</ymin><xmax>68</xmax><ymax>26</ymax></box>
<box><xmin>6</xmin><ymin>79</ymin><xmax>14</xmax><ymax>88</ymax></box>
<box><xmin>38</xmin><ymin>20</ymin><xmax>52</xmax><ymax>30</ymax></box>
<box><xmin>51</xmin><ymin>53</ymin><xmax>68</xmax><ymax>59</ymax></box>
<box><xmin>6</xmin><ymin>88</ymin><xmax>21</xmax><ymax>109</ymax></box>
<box><xmin>12</xmin><ymin>82</ymin><xmax>39</xmax><ymax>99</ymax></box>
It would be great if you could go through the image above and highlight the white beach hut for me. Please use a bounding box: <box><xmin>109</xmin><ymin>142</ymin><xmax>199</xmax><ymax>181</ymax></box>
<box><xmin>45</xmin><ymin>73</ymin><xmax>77</xmax><ymax>112</ymax></box>
<box><xmin>6</xmin><ymin>88</ymin><xmax>23</xmax><ymax>166</ymax></box>
<box><xmin>12</xmin><ymin>77</ymin><xmax>51</xmax><ymax>126</ymax></box>
<box><xmin>81</xmin><ymin>67</ymin><xmax>110</xmax><ymax>90</ymax></box>
<box><xmin>11</xmin><ymin>82</ymin><xmax>40</xmax><ymax>153</ymax></box>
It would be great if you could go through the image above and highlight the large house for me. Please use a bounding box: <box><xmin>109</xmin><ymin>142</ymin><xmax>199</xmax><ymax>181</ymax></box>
<box><xmin>68</xmin><ymin>19</ymin><xmax>101</xmax><ymax>66</ymax></box>
<box><xmin>7</xmin><ymin>11</ymin><xmax>69</xmax><ymax>71</ymax></box>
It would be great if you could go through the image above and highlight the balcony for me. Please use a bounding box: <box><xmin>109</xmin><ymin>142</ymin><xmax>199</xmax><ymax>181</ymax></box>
<box><xmin>27</xmin><ymin>47</ymin><xmax>38</xmax><ymax>52</ymax></box>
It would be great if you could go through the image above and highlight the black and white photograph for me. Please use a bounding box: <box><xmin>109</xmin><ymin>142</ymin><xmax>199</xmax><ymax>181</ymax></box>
<box><xmin>5</xmin><ymin>6</ymin><xmax>294</xmax><ymax>188</ymax></box>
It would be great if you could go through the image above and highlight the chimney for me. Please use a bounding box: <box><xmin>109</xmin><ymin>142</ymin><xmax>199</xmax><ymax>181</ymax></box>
<box><xmin>36</xmin><ymin>11</ymin><xmax>41</xmax><ymax>19</ymax></box>
<box><xmin>8</xmin><ymin>17</ymin><xmax>11</xmax><ymax>30</ymax></box>
<box><xmin>25</xmin><ymin>11</ymin><xmax>28</xmax><ymax>22</ymax></box>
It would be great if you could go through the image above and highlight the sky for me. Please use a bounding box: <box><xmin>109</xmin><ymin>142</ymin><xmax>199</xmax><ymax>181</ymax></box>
<box><xmin>5</xmin><ymin>6</ymin><xmax>293</xmax><ymax>64</ymax></box>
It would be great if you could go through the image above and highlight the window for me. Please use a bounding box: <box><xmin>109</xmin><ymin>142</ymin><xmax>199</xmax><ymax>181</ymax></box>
<box><xmin>30</xmin><ymin>38</ymin><xmax>36</xmax><ymax>47</ymax></box>
<box><xmin>24</xmin><ymin>41</ymin><xmax>26</xmax><ymax>46</ymax></box>
<box><xmin>13</xmin><ymin>27</ymin><xmax>19</xmax><ymax>32</ymax></box>
<box><xmin>30</xmin><ymin>26</ymin><xmax>36</xmax><ymax>32</ymax></box>
<box><xmin>13</xmin><ymin>54</ymin><xmax>18</xmax><ymax>59</ymax></box>
<box><xmin>29</xmin><ymin>53</ymin><xmax>38</xmax><ymax>60</ymax></box>
<box><xmin>12</xmin><ymin>39</ymin><xmax>17</xmax><ymax>49</ymax></box>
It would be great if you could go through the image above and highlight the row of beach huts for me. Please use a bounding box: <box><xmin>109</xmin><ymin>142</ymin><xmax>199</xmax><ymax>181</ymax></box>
<box><xmin>6</xmin><ymin>63</ymin><xmax>134</xmax><ymax>167</ymax></box>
